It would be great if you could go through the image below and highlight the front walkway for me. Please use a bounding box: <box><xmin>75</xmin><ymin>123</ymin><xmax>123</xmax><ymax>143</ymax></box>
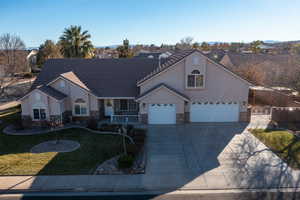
<box><xmin>1</xmin><ymin>117</ymin><xmax>300</xmax><ymax>193</ymax></box>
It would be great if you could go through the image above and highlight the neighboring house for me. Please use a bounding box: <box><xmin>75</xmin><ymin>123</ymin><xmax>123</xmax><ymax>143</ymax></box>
<box><xmin>203</xmin><ymin>49</ymin><xmax>226</xmax><ymax>62</ymax></box>
<box><xmin>134</xmin><ymin>51</ymin><xmax>172</xmax><ymax>59</ymax></box>
<box><xmin>220</xmin><ymin>52</ymin><xmax>300</xmax><ymax>86</ymax></box>
<box><xmin>20</xmin><ymin>50</ymin><xmax>252</xmax><ymax>125</ymax></box>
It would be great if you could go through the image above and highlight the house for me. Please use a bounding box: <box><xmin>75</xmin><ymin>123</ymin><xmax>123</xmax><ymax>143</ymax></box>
<box><xmin>20</xmin><ymin>50</ymin><xmax>252</xmax><ymax>125</ymax></box>
<box><xmin>220</xmin><ymin>52</ymin><xmax>300</xmax><ymax>86</ymax></box>
<box><xmin>134</xmin><ymin>51</ymin><xmax>172</xmax><ymax>59</ymax></box>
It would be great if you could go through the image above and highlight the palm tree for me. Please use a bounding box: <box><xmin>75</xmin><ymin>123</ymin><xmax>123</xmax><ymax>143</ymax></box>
<box><xmin>59</xmin><ymin>25</ymin><xmax>94</xmax><ymax>58</ymax></box>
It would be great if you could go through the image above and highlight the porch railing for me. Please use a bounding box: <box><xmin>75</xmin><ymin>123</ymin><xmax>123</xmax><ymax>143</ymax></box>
<box><xmin>110</xmin><ymin>115</ymin><xmax>139</xmax><ymax>123</ymax></box>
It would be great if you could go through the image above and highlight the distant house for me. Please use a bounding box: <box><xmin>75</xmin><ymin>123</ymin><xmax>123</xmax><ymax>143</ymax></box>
<box><xmin>134</xmin><ymin>51</ymin><xmax>173</xmax><ymax>59</ymax></box>
<box><xmin>220</xmin><ymin>52</ymin><xmax>300</xmax><ymax>86</ymax></box>
<box><xmin>20</xmin><ymin>50</ymin><xmax>252</xmax><ymax>125</ymax></box>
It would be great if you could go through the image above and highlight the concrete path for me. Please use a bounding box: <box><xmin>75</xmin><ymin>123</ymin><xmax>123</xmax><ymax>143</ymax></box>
<box><xmin>1</xmin><ymin>118</ymin><xmax>300</xmax><ymax>193</ymax></box>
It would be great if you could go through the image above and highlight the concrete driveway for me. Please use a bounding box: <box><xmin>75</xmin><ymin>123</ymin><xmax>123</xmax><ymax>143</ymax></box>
<box><xmin>144</xmin><ymin>122</ymin><xmax>299</xmax><ymax>190</ymax></box>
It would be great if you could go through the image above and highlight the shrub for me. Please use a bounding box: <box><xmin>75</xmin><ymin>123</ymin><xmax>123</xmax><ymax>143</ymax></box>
<box><xmin>40</xmin><ymin>120</ymin><xmax>50</xmax><ymax>129</ymax></box>
<box><xmin>127</xmin><ymin>144</ymin><xmax>138</xmax><ymax>156</ymax></box>
<box><xmin>118</xmin><ymin>155</ymin><xmax>134</xmax><ymax>169</ymax></box>
<box><xmin>13</xmin><ymin>117</ymin><xmax>24</xmax><ymax>130</ymax></box>
<box><xmin>22</xmin><ymin>116</ymin><xmax>32</xmax><ymax>129</ymax></box>
<box><xmin>126</xmin><ymin>124</ymin><xmax>134</xmax><ymax>135</ymax></box>
<box><xmin>99</xmin><ymin>123</ymin><xmax>121</xmax><ymax>132</ymax></box>
<box><xmin>87</xmin><ymin>118</ymin><xmax>98</xmax><ymax>130</ymax></box>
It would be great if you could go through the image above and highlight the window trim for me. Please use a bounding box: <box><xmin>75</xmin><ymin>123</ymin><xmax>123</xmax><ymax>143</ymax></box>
<box><xmin>32</xmin><ymin>107</ymin><xmax>47</xmax><ymax>121</ymax></box>
<box><xmin>119</xmin><ymin>99</ymin><xmax>138</xmax><ymax>111</ymax></box>
<box><xmin>187</xmin><ymin>70</ymin><xmax>205</xmax><ymax>89</ymax></box>
<box><xmin>73</xmin><ymin>102</ymin><xmax>89</xmax><ymax>116</ymax></box>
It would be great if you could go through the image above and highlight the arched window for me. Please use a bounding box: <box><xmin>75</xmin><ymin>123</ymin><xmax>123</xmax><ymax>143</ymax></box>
<box><xmin>187</xmin><ymin>70</ymin><xmax>204</xmax><ymax>88</ymax></box>
<box><xmin>74</xmin><ymin>98</ymin><xmax>88</xmax><ymax>116</ymax></box>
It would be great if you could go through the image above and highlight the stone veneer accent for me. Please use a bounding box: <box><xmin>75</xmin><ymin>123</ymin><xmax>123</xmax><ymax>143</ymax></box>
<box><xmin>90</xmin><ymin>111</ymin><xmax>100</xmax><ymax>119</ymax></box>
<box><xmin>140</xmin><ymin>114</ymin><xmax>148</xmax><ymax>124</ymax></box>
<box><xmin>239</xmin><ymin>108</ymin><xmax>251</xmax><ymax>122</ymax></box>
<box><xmin>184</xmin><ymin>112</ymin><xmax>190</xmax><ymax>123</ymax></box>
<box><xmin>62</xmin><ymin>111</ymin><xmax>72</xmax><ymax>123</ymax></box>
<box><xmin>176</xmin><ymin>113</ymin><xmax>185</xmax><ymax>124</ymax></box>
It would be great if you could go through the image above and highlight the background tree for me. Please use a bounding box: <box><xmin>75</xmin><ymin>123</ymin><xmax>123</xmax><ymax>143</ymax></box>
<box><xmin>250</xmin><ymin>40</ymin><xmax>262</xmax><ymax>53</ymax></box>
<box><xmin>192</xmin><ymin>42</ymin><xmax>200</xmax><ymax>49</ymax></box>
<box><xmin>117</xmin><ymin>39</ymin><xmax>133</xmax><ymax>58</ymax></box>
<box><xmin>36</xmin><ymin>40</ymin><xmax>62</xmax><ymax>67</ymax></box>
<box><xmin>200</xmin><ymin>42</ymin><xmax>210</xmax><ymax>51</ymax></box>
<box><xmin>229</xmin><ymin>42</ymin><xmax>244</xmax><ymax>52</ymax></box>
<box><xmin>59</xmin><ymin>25</ymin><xmax>94</xmax><ymax>58</ymax></box>
<box><xmin>0</xmin><ymin>33</ymin><xmax>27</xmax><ymax>98</ymax></box>
<box><xmin>235</xmin><ymin>64</ymin><xmax>265</xmax><ymax>85</ymax></box>
<box><xmin>176</xmin><ymin>36</ymin><xmax>194</xmax><ymax>50</ymax></box>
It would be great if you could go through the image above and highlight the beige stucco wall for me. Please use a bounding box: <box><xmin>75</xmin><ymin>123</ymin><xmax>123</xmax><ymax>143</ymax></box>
<box><xmin>139</xmin><ymin>51</ymin><xmax>250</xmax><ymax>112</ymax></box>
<box><xmin>139</xmin><ymin>87</ymin><xmax>185</xmax><ymax>114</ymax></box>
<box><xmin>21</xmin><ymin>90</ymin><xmax>62</xmax><ymax>119</ymax></box>
<box><xmin>50</xmin><ymin>78</ymin><xmax>98</xmax><ymax>114</ymax></box>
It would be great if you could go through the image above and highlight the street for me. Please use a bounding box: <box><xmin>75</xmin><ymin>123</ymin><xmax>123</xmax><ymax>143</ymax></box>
<box><xmin>1</xmin><ymin>190</ymin><xmax>300</xmax><ymax>200</ymax></box>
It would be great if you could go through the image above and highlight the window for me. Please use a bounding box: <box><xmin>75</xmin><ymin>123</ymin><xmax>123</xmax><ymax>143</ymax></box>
<box><xmin>74</xmin><ymin>99</ymin><xmax>88</xmax><ymax>116</ymax></box>
<box><xmin>33</xmin><ymin>108</ymin><xmax>46</xmax><ymax>120</ymax></box>
<box><xmin>119</xmin><ymin>99</ymin><xmax>138</xmax><ymax>111</ymax></box>
<box><xmin>187</xmin><ymin>70</ymin><xmax>204</xmax><ymax>88</ymax></box>
<box><xmin>60</xmin><ymin>80</ymin><xmax>65</xmax><ymax>88</ymax></box>
<box><xmin>120</xmin><ymin>99</ymin><xmax>128</xmax><ymax>111</ymax></box>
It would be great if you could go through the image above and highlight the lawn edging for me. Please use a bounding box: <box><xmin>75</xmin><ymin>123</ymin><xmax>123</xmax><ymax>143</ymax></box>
<box><xmin>3</xmin><ymin>124</ymin><xmax>134</xmax><ymax>144</ymax></box>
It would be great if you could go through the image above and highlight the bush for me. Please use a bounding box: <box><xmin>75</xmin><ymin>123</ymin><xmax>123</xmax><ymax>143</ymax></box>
<box><xmin>127</xmin><ymin>144</ymin><xmax>138</xmax><ymax>156</ymax></box>
<box><xmin>22</xmin><ymin>116</ymin><xmax>32</xmax><ymax>129</ymax></box>
<box><xmin>126</xmin><ymin>124</ymin><xmax>134</xmax><ymax>135</ymax></box>
<box><xmin>40</xmin><ymin>120</ymin><xmax>50</xmax><ymax>129</ymax></box>
<box><xmin>13</xmin><ymin>117</ymin><xmax>24</xmax><ymax>130</ymax></box>
<box><xmin>118</xmin><ymin>155</ymin><xmax>134</xmax><ymax>169</ymax></box>
<box><xmin>99</xmin><ymin>123</ymin><xmax>121</xmax><ymax>132</ymax></box>
<box><xmin>87</xmin><ymin>118</ymin><xmax>98</xmax><ymax>130</ymax></box>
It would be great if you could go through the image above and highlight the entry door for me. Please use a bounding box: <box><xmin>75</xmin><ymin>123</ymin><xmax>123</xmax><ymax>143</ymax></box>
<box><xmin>190</xmin><ymin>103</ymin><xmax>239</xmax><ymax>122</ymax></box>
<box><xmin>148</xmin><ymin>104</ymin><xmax>176</xmax><ymax>124</ymax></box>
<box><xmin>104</xmin><ymin>99</ymin><xmax>114</xmax><ymax>117</ymax></box>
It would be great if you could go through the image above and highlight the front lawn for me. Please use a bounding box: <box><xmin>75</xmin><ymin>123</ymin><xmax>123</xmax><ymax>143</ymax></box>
<box><xmin>251</xmin><ymin>128</ymin><xmax>300</xmax><ymax>169</ymax></box>
<box><xmin>0</xmin><ymin>111</ymin><xmax>124</xmax><ymax>175</ymax></box>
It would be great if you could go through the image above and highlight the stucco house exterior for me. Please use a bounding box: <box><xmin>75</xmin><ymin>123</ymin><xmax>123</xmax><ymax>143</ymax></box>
<box><xmin>20</xmin><ymin>50</ymin><xmax>252</xmax><ymax>125</ymax></box>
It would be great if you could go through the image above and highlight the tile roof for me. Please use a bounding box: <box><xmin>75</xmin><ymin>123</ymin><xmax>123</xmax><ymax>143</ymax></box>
<box><xmin>137</xmin><ymin>49</ymin><xmax>195</xmax><ymax>84</ymax></box>
<box><xmin>31</xmin><ymin>58</ymin><xmax>159</xmax><ymax>97</ymax></box>
<box><xmin>136</xmin><ymin>83</ymin><xmax>190</xmax><ymax>101</ymax></box>
<box><xmin>38</xmin><ymin>85</ymin><xmax>67</xmax><ymax>100</ymax></box>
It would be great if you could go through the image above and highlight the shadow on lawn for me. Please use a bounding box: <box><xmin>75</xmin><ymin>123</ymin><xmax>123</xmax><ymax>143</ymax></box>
<box><xmin>3</xmin><ymin>118</ymin><xmax>300</xmax><ymax>199</ymax></box>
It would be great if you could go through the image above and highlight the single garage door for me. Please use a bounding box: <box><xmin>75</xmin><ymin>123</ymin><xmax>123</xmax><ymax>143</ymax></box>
<box><xmin>190</xmin><ymin>103</ymin><xmax>239</xmax><ymax>122</ymax></box>
<box><xmin>148</xmin><ymin>104</ymin><xmax>176</xmax><ymax>124</ymax></box>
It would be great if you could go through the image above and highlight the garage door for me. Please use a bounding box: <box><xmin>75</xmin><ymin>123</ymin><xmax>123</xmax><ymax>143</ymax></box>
<box><xmin>190</xmin><ymin>103</ymin><xmax>239</xmax><ymax>122</ymax></box>
<box><xmin>148</xmin><ymin>104</ymin><xmax>176</xmax><ymax>124</ymax></box>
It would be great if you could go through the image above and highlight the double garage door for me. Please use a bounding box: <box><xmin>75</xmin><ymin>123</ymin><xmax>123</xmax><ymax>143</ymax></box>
<box><xmin>190</xmin><ymin>103</ymin><xmax>239</xmax><ymax>122</ymax></box>
<box><xmin>148</xmin><ymin>103</ymin><xmax>239</xmax><ymax>124</ymax></box>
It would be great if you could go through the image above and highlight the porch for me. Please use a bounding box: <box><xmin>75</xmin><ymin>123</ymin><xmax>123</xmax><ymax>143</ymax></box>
<box><xmin>99</xmin><ymin>98</ymin><xmax>140</xmax><ymax>124</ymax></box>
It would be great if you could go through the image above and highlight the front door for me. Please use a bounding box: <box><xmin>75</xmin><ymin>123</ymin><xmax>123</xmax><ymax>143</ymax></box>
<box><xmin>104</xmin><ymin>99</ymin><xmax>114</xmax><ymax>117</ymax></box>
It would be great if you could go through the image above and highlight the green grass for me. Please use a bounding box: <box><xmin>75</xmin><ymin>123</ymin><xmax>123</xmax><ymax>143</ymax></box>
<box><xmin>0</xmin><ymin>111</ymin><xmax>124</xmax><ymax>175</ymax></box>
<box><xmin>251</xmin><ymin>128</ymin><xmax>300</xmax><ymax>169</ymax></box>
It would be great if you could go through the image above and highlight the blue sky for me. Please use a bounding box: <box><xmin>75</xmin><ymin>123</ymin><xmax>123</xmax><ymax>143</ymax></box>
<box><xmin>1</xmin><ymin>0</ymin><xmax>300</xmax><ymax>47</ymax></box>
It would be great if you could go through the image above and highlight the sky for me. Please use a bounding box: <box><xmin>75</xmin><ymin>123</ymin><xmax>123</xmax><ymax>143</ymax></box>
<box><xmin>1</xmin><ymin>0</ymin><xmax>300</xmax><ymax>47</ymax></box>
